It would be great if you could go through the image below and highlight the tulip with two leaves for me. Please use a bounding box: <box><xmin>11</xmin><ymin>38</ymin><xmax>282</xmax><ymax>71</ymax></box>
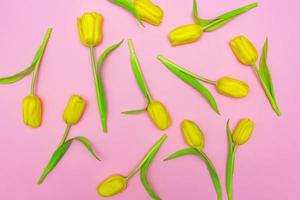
<box><xmin>77</xmin><ymin>12</ymin><xmax>123</xmax><ymax>133</ymax></box>
<box><xmin>97</xmin><ymin>134</ymin><xmax>167</xmax><ymax>199</ymax></box>
<box><xmin>168</xmin><ymin>0</ymin><xmax>258</xmax><ymax>46</ymax></box>
<box><xmin>37</xmin><ymin>95</ymin><xmax>100</xmax><ymax>184</ymax></box>
<box><xmin>108</xmin><ymin>0</ymin><xmax>164</xmax><ymax>26</ymax></box>
<box><xmin>122</xmin><ymin>40</ymin><xmax>172</xmax><ymax>131</ymax></box>
<box><xmin>157</xmin><ymin>55</ymin><xmax>249</xmax><ymax>114</ymax></box>
<box><xmin>164</xmin><ymin>120</ymin><xmax>222</xmax><ymax>200</ymax></box>
<box><xmin>230</xmin><ymin>36</ymin><xmax>281</xmax><ymax>116</ymax></box>
<box><xmin>0</xmin><ymin>28</ymin><xmax>52</xmax><ymax>128</ymax></box>
<box><xmin>226</xmin><ymin>119</ymin><xmax>254</xmax><ymax>200</ymax></box>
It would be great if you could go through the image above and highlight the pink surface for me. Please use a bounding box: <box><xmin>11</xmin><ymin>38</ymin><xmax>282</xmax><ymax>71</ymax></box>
<box><xmin>0</xmin><ymin>0</ymin><xmax>299</xmax><ymax>199</ymax></box>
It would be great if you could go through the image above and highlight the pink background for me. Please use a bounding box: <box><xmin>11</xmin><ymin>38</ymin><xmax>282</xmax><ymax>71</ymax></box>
<box><xmin>0</xmin><ymin>0</ymin><xmax>299</xmax><ymax>199</ymax></box>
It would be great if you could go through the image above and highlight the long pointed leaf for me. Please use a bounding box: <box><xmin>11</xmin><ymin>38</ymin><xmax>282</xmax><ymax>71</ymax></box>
<box><xmin>193</xmin><ymin>0</ymin><xmax>214</xmax><ymax>26</ymax></box>
<box><xmin>122</xmin><ymin>108</ymin><xmax>146</xmax><ymax>115</ymax></box>
<box><xmin>201</xmin><ymin>2</ymin><xmax>258</xmax><ymax>32</ymax></box>
<box><xmin>74</xmin><ymin>136</ymin><xmax>101</xmax><ymax>161</ymax></box>
<box><xmin>164</xmin><ymin>148</ymin><xmax>222</xmax><ymax>200</ymax></box>
<box><xmin>226</xmin><ymin>121</ymin><xmax>236</xmax><ymax>200</ymax></box>
<box><xmin>128</xmin><ymin>39</ymin><xmax>153</xmax><ymax>102</ymax></box>
<box><xmin>0</xmin><ymin>28</ymin><xmax>52</xmax><ymax>84</ymax></box>
<box><xmin>0</xmin><ymin>65</ymin><xmax>35</xmax><ymax>84</ymax></box>
<box><xmin>258</xmin><ymin>38</ymin><xmax>281</xmax><ymax>116</ymax></box>
<box><xmin>157</xmin><ymin>55</ymin><xmax>220</xmax><ymax>114</ymax></box>
<box><xmin>109</xmin><ymin>0</ymin><xmax>144</xmax><ymax>26</ymax></box>
<box><xmin>97</xmin><ymin>40</ymin><xmax>124</xmax><ymax>73</ymax></box>
<box><xmin>140</xmin><ymin>134</ymin><xmax>167</xmax><ymax>200</ymax></box>
<box><xmin>37</xmin><ymin>140</ymin><xmax>73</xmax><ymax>184</ymax></box>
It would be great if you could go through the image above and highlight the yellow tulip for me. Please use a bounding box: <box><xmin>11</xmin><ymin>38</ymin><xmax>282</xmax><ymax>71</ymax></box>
<box><xmin>181</xmin><ymin>119</ymin><xmax>205</xmax><ymax>150</ymax></box>
<box><xmin>230</xmin><ymin>35</ymin><xmax>258</xmax><ymax>65</ymax></box>
<box><xmin>134</xmin><ymin>0</ymin><xmax>164</xmax><ymax>26</ymax></box>
<box><xmin>77</xmin><ymin>12</ymin><xmax>103</xmax><ymax>47</ymax></box>
<box><xmin>97</xmin><ymin>175</ymin><xmax>127</xmax><ymax>197</ymax></box>
<box><xmin>216</xmin><ymin>77</ymin><xmax>249</xmax><ymax>98</ymax></box>
<box><xmin>147</xmin><ymin>100</ymin><xmax>172</xmax><ymax>130</ymax></box>
<box><xmin>63</xmin><ymin>95</ymin><xmax>86</xmax><ymax>125</ymax></box>
<box><xmin>168</xmin><ymin>24</ymin><xmax>203</xmax><ymax>46</ymax></box>
<box><xmin>22</xmin><ymin>95</ymin><xmax>42</xmax><ymax>128</ymax></box>
<box><xmin>232</xmin><ymin>118</ymin><xmax>254</xmax><ymax>145</ymax></box>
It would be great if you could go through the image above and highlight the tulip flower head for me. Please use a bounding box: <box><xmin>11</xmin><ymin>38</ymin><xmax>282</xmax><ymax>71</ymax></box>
<box><xmin>232</xmin><ymin>118</ymin><xmax>254</xmax><ymax>145</ymax></box>
<box><xmin>216</xmin><ymin>77</ymin><xmax>249</xmax><ymax>98</ymax></box>
<box><xmin>63</xmin><ymin>95</ymin><xmax>86</xmax><ymax>125</ymax></box>
<box><xmin>147</xmin><ymin>100</ymin><xmax>172</xmax><ymax>130</ymax></box>
<box><xmin>168</xmin><ymin>24</ymin><xmax>203</xmax><ymax>46</ymax></box>
<box><xmin>77</xmin><ymin>12</ymin><xmax>103</xmax><ymax>47</ymax></box>
<box><xmin>181</xmin><ymin>119</ymin><xmax>205</xmax><ymax>150</ymax></box>
<box><xmin>134</xmin><ymin>0</ymin><xmax>164</xmax><ymax>26</ymax></box>
<box><xmin>22</xmin><ymin>95</ymin><xmax>42</xmax><ymax>128</ymax></box>
<box><xmin>97</xmin><ymin>175</ymin><xmax>127</xmax><ymax>197</ymax></box>
<box><xmin>230</xmin><ymin>35</ymin><xmax>258</xmax><ymax>65</ymax></box>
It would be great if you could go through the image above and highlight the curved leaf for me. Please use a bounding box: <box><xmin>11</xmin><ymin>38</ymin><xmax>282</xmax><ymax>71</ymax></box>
<box><xmin>0</xmin><ymin>65</ymin><xmax>35</xmax><ymax>84</ymax></box>
<box><xmin>258</xmin><ymin>38</ymin><xmax>281</xmax><ymax>116</ymax></box>
<box><xmin>128</xmin><ymin>39</ymin><xmax>153</xmax><ymax>102</ymax></box>
<box><xmin>74</xmin><ymin>136</ymin><xmax>101</xmax><ymax>161</ymax></box>
<box><xmin>140</xmin><ymin>134</ymin><xmax>167</xmax><ymax>200</ymax></box>
<box><xmin>193</xmin><ymin>0</ymin><xmax>213</xmax><ymax>26</ymax></box>
<box><xmin>122</xmin><ymin>108</ymin><xmax>146</xmax><ymax>115</ymax></box>
<box><xmin>0</xmin><ymin>28</ymin><xmax>52</xmax><ymax>84</ymax></box>
<box><xmin>37</xmin><ymin>140</ymin><xmax>73</xmax><ymax>184</ymax></box>
<box><xmin>157</xmin><ymin>55</ymin><xmax>220</xmax><ymax>114</ymax></box>
<box><xmin>109</xmin><ymin>0</ymin><xmax>144</xmax><ymax>27</ymax></box>
<box><xmin>164</xmin><ymin>148</ymin><xmax>222</xmax><ymax>200</ymax></box>
<box><xmin>225</xmin><ymin>121</ymin><xmax>236</xmax><ymax>200</ymax></box>
<box><xmin>199</xmin><ymin>2</ymin><xmax>258</xmax><ymax>32</ymax></box>
<box><xmin>97</xmin><ymin>40</ymin><xmax>124</xmax><ymax>72</ymax></box>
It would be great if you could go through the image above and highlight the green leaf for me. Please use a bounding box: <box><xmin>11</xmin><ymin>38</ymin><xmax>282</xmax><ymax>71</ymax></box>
<box><xmin>109</xmin><ymin>0</ymin><xmax>144</xmax><ymax>27</ymax></box>
<box><xmin>164</xmin><ymin>148</ymin><xmax>222</xmax><ymax>200</ymax></box>
<box><xmin>258</xmin><ymin>38</ymin><xmax>281</xmax><ymax>116</ymax></box>
<box><xmin>122</xmin><ymin>108</ymin><xmax>146</xmax><ymax>115</ymax></box>
<box><xmin>128</xmin><ymin>39</ymin><xmax>153</xmax><ymax>102</ymax></box>
<box><xmin>74</xmin><ymin>136</ymin><xmax>101</xmax><ymax>161</ymax></box>
<box><xmin>193</xmin><ymin>0</ymin><xmax>214</xmax><ymax>27</ymax></box>
<box><xmin>0</xmin><ymin>28</ymin><xmax>52</xmax><ymax>84</ymax></box>
<box><xmin>97</xmin><ymin>40</ymin><xmax>124</xmax><ymax>73</ymax></box>
<box><xmin>140</xmin><ymin>134</ymin><xmax>167</xmax><ymax>200</ymax></box>
<box><xmin>225</xmin><ymin>121</ymin><xmax>236</xmax><ymax>200</ymax></box>
<box><xmin>157</xmin><ymin>55</ymin><xmax>220</xmax><ymax>114</ymax></box>
<box><xmin>37</xmin><ymin>140</ymin><xmax>73</xmax><ymax>184</ymax></box>
<box><xmin>0</xmin><ymin>65</ymin><xmax>35</xmax><ymax>84</ymax></box>
<box><xmin>198</xmin><ymin>2</ymin><xmax>258</xmax><ymax>32</ymax></box>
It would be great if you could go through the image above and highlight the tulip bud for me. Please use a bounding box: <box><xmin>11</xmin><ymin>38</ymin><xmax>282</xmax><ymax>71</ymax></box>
<box><xmin>181</xmin><ymin>119</ymin><xmax>205</xmax><ymax>150</ymax></box>
<box><xmin>168</xmin><ymin>24</ymin><xmax>203</xmax><ymax>46</ymax></box>
<box><xmin>216</xmin><ymin>77</ymin><xmax>249</xmax><ymax>98</ymax></box>
<box><xmin>134</xmin><ymin>0</ymin><xmax>163</xmax><ymax>26</ymax></box>
<box><xmin>97</xmin><ymin>175</ymin><xmax>127</xmax><ymax>197</ymax></box>
<box><xmin>147</xmin><ymin>100</ymin><xmax>172</xmax><ymax>130</ymax></box>
<box><xmin>63</xmin><ymin>95</ymin><xmax>86</xmax><ymax>125</ymax></box>
<box><xmin>232</xmin><ymin>118</ymin><xmax>254</xmax><ymax>145</ymax></box>
<box><xmin>77</xmin><ymin>12</ymin><xmax>103</xmax><ymax>47</ymax></box>
<box><xmin>22</xmin><ymin>95</ymin><xmax>42</xmax><ymax>128</ymax></box>
<box><xmin>230</xmin><ymin>35</ymin><xmax>258</xmax><ymax>65</ymax></box>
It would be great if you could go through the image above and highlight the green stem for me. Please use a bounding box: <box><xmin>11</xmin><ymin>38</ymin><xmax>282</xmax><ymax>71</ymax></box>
<box><xmin>30</xmin><ymin>28</ymin><xmax>52</xmax><ymax>95</ymax></box>
<box><xmin>226</xmin><ymin>145</ymin><xmax>237</xmax><ymax>200</ymax></box>
<box><xmin>197</xmin><ymin>150</ymin><xmax>222</xmax><ymax>200</ymax></box>
<box><xmin>59</xmin><ymin>124</ymin><xmax>71</xmax><ymax>146</ymax></box>
<box><xmin>89</xmin><ymin>46</ymin><xmax>108</xmax><ymax>133</ymax></box>
<box><xmin>251</xmin><ymin>63</ymin><xmax>281</xmax><ymax>116</ymax></box>
<box><xmin>126</xmin><ymin>134</ymin><xmax>167</xmax><ymax>180</ymax></box>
